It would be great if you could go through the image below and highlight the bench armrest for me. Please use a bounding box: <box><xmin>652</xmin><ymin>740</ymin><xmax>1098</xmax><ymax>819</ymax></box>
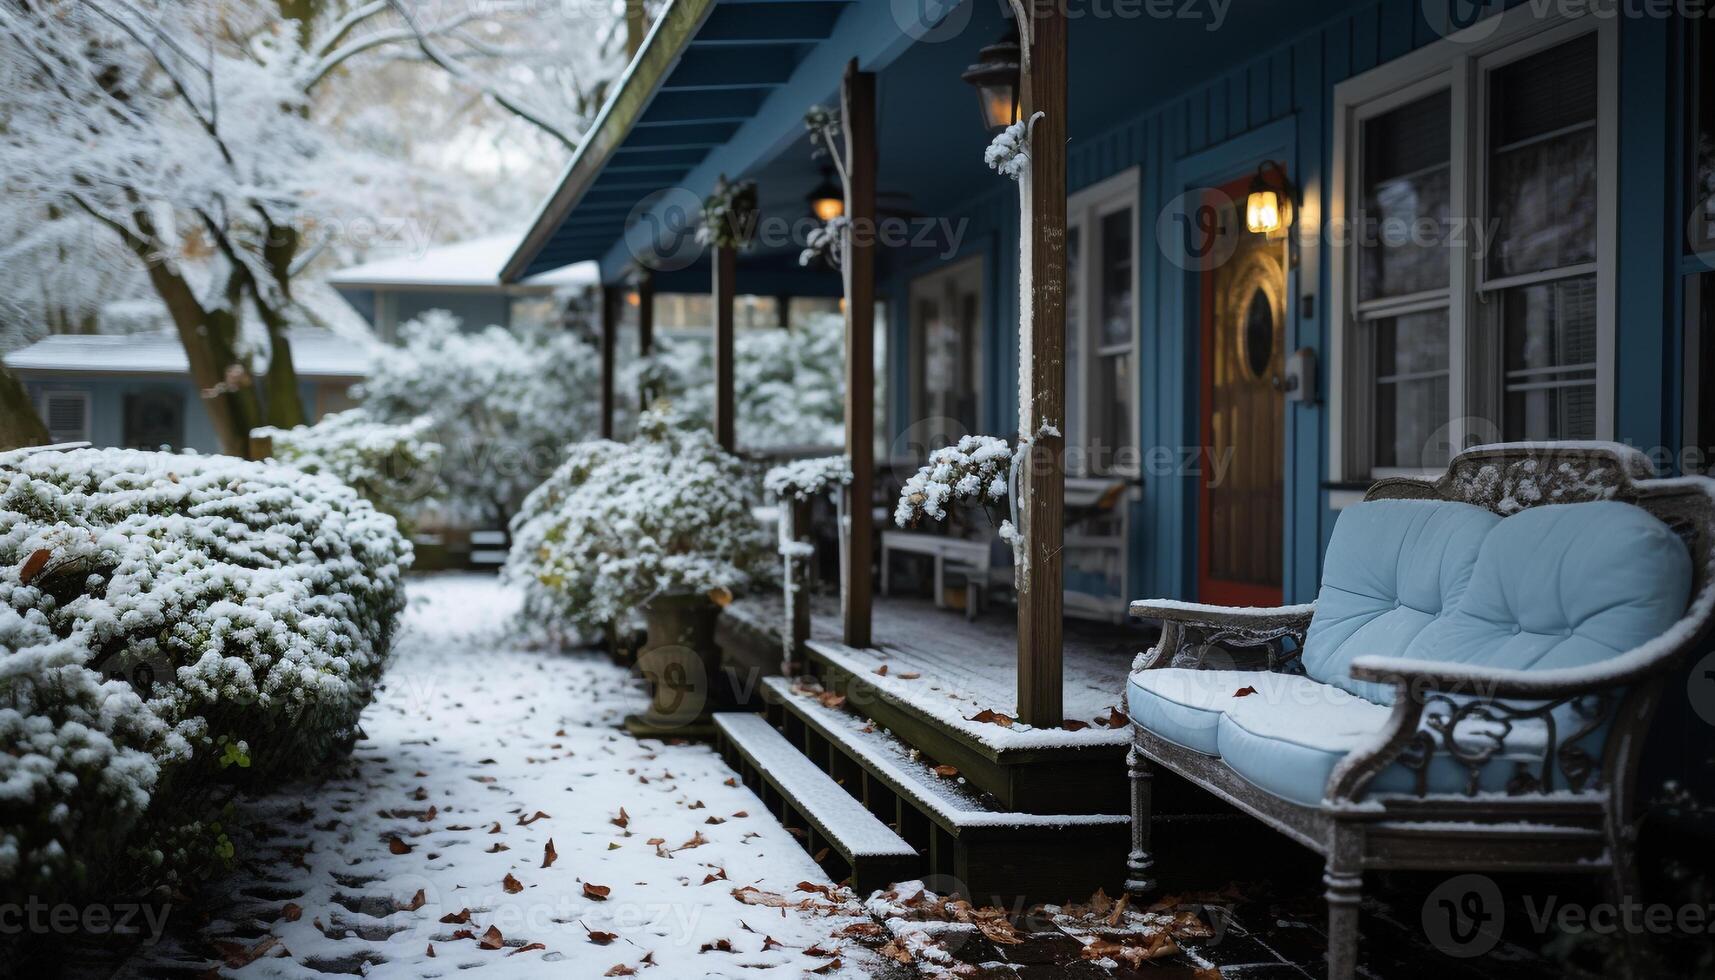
<box><xmin>1324</xmin><ymin>652</ymin><xmax>1670</xmax><ymax>805</ymax></box>
<box><xmin>1128</xmin><ymin>600</ymin><xmax>1314</xmax><ymax>633</ymax></box>
<box><xmin>1129</xmin><ymin>600</ymin><xmax>1315</xmax><ymax>671</ymax></box>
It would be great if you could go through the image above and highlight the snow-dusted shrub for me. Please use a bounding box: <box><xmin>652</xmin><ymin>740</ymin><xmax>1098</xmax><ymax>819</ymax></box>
<box><xmin>505</xmin><ymin>410</ymin><xmax>769</xmax><ymax>633</ymax></box>
<box><xmin>894</xmin><ymin>435</ymin><xmax>1013</xmax><ymax>529</ymax></box>
<box><xmin>356</xmin><ymin>311</ymin><xmax>601</xmax><ymax>526</ymax></box>
<box><xmin>764</xmin><ymin>455</ymin><xmax>851</xmax><ymax>502</ymax></box>
<box><xmin>258</xmin><ymin>409</ymin><xmax>444</xmax><ymax>526</ymax></box>
<box><xmin>0</xmin><ymin>446</ymin><xmax>409</xmax><ymax>900</ymax></box>
<box><xmin>631</xmin><ymin>312</ymin><xmax>846</xmax><ymax>449</ymax></box>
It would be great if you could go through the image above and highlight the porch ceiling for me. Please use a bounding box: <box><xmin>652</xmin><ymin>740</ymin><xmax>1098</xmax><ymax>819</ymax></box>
<box><xmin>503</xmin><ymin>0</ymin><xmax>1365</xmax><ymax>286</ymax></box>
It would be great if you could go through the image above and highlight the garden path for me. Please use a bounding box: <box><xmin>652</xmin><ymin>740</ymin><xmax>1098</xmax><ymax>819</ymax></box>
<box><xmin>123</xmin><ymin>574</ymin><xmax>885</xmax><ymax>979</ymax></box>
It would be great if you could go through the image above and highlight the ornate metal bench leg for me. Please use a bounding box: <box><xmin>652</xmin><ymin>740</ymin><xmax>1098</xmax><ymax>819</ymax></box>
<box><xmin>1323</xmin><ymin>826</ymin><xmax>1363</xmax><ymax>980</ymax></box>
<box><xmin>1125</xmin><ymin>742</ymin><xmax>1157</xmax><ymax>896</ymax></box>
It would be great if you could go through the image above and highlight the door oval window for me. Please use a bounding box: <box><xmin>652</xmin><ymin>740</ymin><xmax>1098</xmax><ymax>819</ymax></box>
<box><xmin>1242</xmin><ymin>286</ymin><xmax>1274</xmax><ymax>379</ymax></box>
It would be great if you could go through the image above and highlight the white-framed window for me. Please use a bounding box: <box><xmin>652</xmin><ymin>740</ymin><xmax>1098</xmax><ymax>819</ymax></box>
<box><xmin>1330</xmin><ymin>7</ymin><xmax>1617</xmax><ymax>481</ymax></box>
<box><xmin>908</xmin><ymin>255</ymin><xmax>983</xmax><ymax>439</ymax></box>
<box><xmin>39</xmin><ymin>389</ymin><xmax>91</xmax><ymax>444</ymax></box>
<box><xmin>1066</xmin><ymin>167</ymin><xmax>1140</xmax><ymax>476</ymax></box>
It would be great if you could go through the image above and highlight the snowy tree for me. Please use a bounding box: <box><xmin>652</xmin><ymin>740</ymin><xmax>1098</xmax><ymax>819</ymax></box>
<box><xmin>633</xmin><ymin>312</ymin><xmax>849</xmax><ymax>450</ymax></box>
<box><xmin>355</xmin><ymin>311</ymin><xmax>602</xmax><ymax>528</ymax></box>
<box><xmin>0</xmin><ymin>0</ymin><xmax>631</xmax><ymax>454</ymax></box>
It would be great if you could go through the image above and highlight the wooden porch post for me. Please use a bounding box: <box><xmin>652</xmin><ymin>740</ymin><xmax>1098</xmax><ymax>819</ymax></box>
<box><xmin>713</xmin><ymin>245</ymin><xmax>736</xmax><ymax>452</ymax></box>
<box><xmin>637</xmin><ymin>270</ymin><xmax>655</xmax><ymax>411</ymax></box>
<box><xmin>599</xmin><ymin>284</ymin><xmax>618</xmax><ymax>440</ymax></box>
<box><xmin>841</xmin><ymin>59</ymin><xmax>876</xmax><ymax>648</ymax></box>
<box><xmin>1015</xmin><ymin>3</ymin><xmax>1067</xmax><ymax>727</ymax></box>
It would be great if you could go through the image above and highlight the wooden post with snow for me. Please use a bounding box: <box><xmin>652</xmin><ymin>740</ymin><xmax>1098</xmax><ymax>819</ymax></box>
<box><xmin>1015</xmin><ymin>2</ymin><xmax>1067</xmax><ymax>728</ymax></box>
<box><xmin>713</xmin><ymin>245</ymin><xmax>736</xmax><ymax>452</ymax></box>
<box><xmin>599</xmin><ymin>285</ymin><xmax>618</xmax><ymax>440</ymax></box>
<box><xmin>840</xmin><ymin>59</ymin><xmax>876</xmax><ymax>649</ymax></box>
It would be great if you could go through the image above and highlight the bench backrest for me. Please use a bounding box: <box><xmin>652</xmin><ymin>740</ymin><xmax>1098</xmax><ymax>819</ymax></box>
<box><xmin>1305</xmin><ymin>443</ymin><xmax>1713</xmax><ymax>705</ymax></box>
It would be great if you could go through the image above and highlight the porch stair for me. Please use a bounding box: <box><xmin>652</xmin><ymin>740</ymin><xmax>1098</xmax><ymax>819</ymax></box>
<box><xmin>712</xmin><ymin>713</ymin><xmax>918</xmax><ymax>893</ymax></box>
<box><xmin>803</xmin><ymin>637</ymin><xmax>1131</xmax><ymax>815</ymax></box>
<box><xmin>750</xmin><ymin>677</ymin><xmax>1130</xmax><ymax>905</ymax></box>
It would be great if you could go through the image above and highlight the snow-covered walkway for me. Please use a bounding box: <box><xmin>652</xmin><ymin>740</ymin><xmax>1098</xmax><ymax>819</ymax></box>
<box><xmin>125</xmin><ymin>574</ymin><xmax>883</xmax><ymax>979</ymax></box>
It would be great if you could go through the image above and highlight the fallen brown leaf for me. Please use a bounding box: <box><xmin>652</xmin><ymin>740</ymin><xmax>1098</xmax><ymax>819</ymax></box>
<box><xmin>542</xmin><ymin>838</ymin><xmax>558</xmax><ymax>868</ymax></box>
<box><xmin>1233</xmin><ymin>686</ymin><xmax>1258</xmax><ymax>698</ymax></box>
<box><xmin>403</xmin><ymin>888</ymin><xmax>427</xmax><ymax>911</ymax></box>
<box><xmin>604</xmin><ymin>966</ymin><xmax>636</xmax><ymax>977</ymax></box>
<box><xmin>503</xmin><ymin>873</ymin><xmax>524</xmax><ymax>894</ymax></box>
<box><xmin>509</xmin><ymin>942</ymin><xmax>546</xmax><ymax>955</ymax></box>
<box><xmin>932</xmin><ymin>764</ymin><xmax>959</xmax><ymax>778</ymax></box>
<box><xmin>583</xmin><ymin>882</ymin><xmax>612</xmax><ymax>901</ymax></box>
<box><xmin>439</xmin><ymin>909</ymin><xmax>471</xmax><ymax>924</ymax></box>
<box><xmin>611</xmin><ymin>807</ymin><xmax>629</xmax><ymax>829</ymax></box>
<box><xmin>387</xmin><ymin>837</ymin><xmax>412</xmax><ymax>855</ymax></box>
<box><xmin>280</xmin><ymin>903</ymin><xmax>302</xmax><ymax>922</ymax></box>
<box><xmin>479</xmin><ymin>925</ymin><xmax>504</xmax><ymax>950</ymax></box>
<box><xmin>18</xmin><ymin>549</ymin><xmax>50</xmax><ymax>585</ymax></box>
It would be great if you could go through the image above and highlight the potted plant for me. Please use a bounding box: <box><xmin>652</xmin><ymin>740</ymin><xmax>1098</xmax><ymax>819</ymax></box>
<box><xmin>506</xmin><ymin>410</ymin><xmax>769</xmax><ymax>732</ymax></box>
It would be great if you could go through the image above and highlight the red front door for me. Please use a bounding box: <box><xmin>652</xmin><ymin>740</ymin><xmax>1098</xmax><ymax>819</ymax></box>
<box><xmin>1197</xmin><ymin>170</ymin><xmax>1288</xmax><ymax>606</ymax></box>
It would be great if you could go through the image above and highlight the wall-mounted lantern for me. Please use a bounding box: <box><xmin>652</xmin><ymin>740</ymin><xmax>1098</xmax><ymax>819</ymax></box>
<box><xmin>807</xmin><ymin>166</ymin><xmax>844</xmax><ymax>222</ymax></box>
<box><xmin>960</xmin><ymin>26</ymin><xmax>1022</xmax><ymax>133</ymax></box>
<box><xmin>1245</xmin><ymin>160</ymin><xmax>1296</xmax><ymax>236</ymax></box>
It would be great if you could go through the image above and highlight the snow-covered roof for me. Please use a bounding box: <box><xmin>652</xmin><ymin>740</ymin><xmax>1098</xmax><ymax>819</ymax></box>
<box><xmin>4</xmin><ymin>329</ymin><xmax>375</xmax><ymax>380</ymax></box>
<box><xmin>326</xmin><ymin>233</ymin><xmax>598</xmax><ymax>291</ymax></box>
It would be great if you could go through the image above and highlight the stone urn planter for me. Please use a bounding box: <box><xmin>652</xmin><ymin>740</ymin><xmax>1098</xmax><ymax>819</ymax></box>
<box><xmin>625</xmin><ymin>592</ymin><xmax>723</xmax><ymax>737</ymax></box>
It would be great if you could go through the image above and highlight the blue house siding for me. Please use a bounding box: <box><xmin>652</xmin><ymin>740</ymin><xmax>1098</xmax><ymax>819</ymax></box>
<box><xmin>23</xmin><ymin>377</ymin><xmax>345</xmax><ymax>454</ymax></box>
<box><xmin>872</xmin><ymin>0</ymin><xmax>1697</xmax><ymax>606</ymax></box>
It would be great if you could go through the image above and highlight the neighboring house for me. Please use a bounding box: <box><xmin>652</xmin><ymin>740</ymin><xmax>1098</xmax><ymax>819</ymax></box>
<box><xmin>4</xmin><ymin>330</ymin><xmax>372</xmax><ymax>452</ymax></box>
<box><xmin>327</xmin><ymin>233</ymin><xmax>599</xmax><ymax>341</ymax></box>
<box><xmin>503</xmin><ymin>0</ymin><xmax>1714</xmax><ymax>613</ymax></box>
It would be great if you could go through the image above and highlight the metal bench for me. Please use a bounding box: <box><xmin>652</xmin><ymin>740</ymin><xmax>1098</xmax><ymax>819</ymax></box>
<box><xmin>1123</xmin><ymin>442</ymin><xmax>1715</xmax><ymax>980</ymax></box>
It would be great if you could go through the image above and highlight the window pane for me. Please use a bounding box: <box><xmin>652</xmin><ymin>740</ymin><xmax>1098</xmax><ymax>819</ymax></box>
<box><xmin>1099</xmin><ymin>209</ymin><xmax>1133</xmax><ymax>347</ymax></box>
<box><xmin>1359</xmin><ymin>90</ymin><xmax>1452</xmax><ymax>300</ymax></box>
<box><xmin>1495</xmin><ymin>274</ymin><xmax>1598</xmax><ymax>440</ymax></box>
<box><xmin>1372</xmin><ymin>308</ymin><xmax>1451</xmax><ymax>468</ymax></box>
<box><xmin>1090</xmin><ymin>352</ymin><xmax>1131</xmax><ymax>473</ymax></box>
<box><xmin>1487</xmin><ymin>35</ymin><xmax>1598</xmax><ymax>278</ymax></box>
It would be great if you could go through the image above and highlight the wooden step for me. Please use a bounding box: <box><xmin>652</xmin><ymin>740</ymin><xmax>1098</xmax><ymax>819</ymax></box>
<box><xmin>803</xmin><ymin>638</ymin><xmax>1130</xmax><ymax>815</ymax></box>
<box><xmin>759</xmin><ymin>678</ymin><xmax>1131</xmax><ymax>906</ymax></box>
<box><xmin>712</xmin><ymin>713</ymin><xmax>918</xmax><ymax>893</ymax></box>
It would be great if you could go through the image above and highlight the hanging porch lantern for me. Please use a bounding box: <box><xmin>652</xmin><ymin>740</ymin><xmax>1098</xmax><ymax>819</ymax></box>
<box><xmin>1245</xmin><ymin>160</ymin><xmax>1296</xmax><ymax>236</ymax></box>
<box><xmin>807</xmin><ymin>166</ymin><xmax>844</xmax><ymax>222</ymax></box>
<box><xmin>960</xmin><ymin>26</ymin><xmax>1022</xmax><ymax>133</ymax></box>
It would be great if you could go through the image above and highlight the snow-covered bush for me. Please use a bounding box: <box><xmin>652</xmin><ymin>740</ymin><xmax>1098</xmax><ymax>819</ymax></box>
<box><xmin>632</xmin><ymin>312</ymin><xmax>846</xmax><ymax>449</ymax></box>
<box><xmin>894</xmin><ymin>435</ymin><xmax>1013</xmax><ymax>529</ymax></box>
<box><xmin>505</xmin><ymin>410</ymin><xmax>769</xmax><ymax>633</ymax></box>
<box><xmin>356</xmin><ymin>311</ymin><xmax>601</xmax><ymax>526</ymax></box>
<box><xmin>0</xmin><ymin>446</ymin><xmax>409</xmax><ymax>901</ymax></box>
<box><xmin>258</xmin><ymin>410</ymin><xmax>444</xmax><ymax>527</ymax></box>
<box><xmin>764</xmin><ymin>455</ymin><xmax>851</xmax><ymax>502</ymax></box>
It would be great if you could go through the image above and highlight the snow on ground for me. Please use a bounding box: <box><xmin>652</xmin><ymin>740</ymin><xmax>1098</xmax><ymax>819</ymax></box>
<box><xmin>124</xmin><ymin>573</ymin><xmax>881</xmax><ymax>979</ymax></box>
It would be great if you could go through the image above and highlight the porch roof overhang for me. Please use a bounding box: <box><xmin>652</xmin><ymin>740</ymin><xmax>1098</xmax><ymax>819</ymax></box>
<box><xmin>499</xmin><ymin>0</ymin><xmax>964</xmax><ymax>286</ymax></box>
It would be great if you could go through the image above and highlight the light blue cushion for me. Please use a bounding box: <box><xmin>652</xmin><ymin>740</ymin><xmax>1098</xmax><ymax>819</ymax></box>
<box><xmin>1401</xmin><ymin>501</ymin><xmax>1691</xmax><ymax>676</ymax></box>
<box><xmin>1216</xmin><ymin>691</ymin><xmax>1547</xmax><ymax>806</ymax></box>
<box><xmin>1126</xmin><ymin>670</ymin><xmax>1335</xmax><ymax>755</ymax></box>
<box><xmin>1303</xmin><ymin>500</ymin><xmax>1499</xmax><ymax>704</ymax></box>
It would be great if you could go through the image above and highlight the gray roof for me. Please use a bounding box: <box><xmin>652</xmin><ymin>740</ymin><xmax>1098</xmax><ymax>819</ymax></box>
<box><xmin>4</xmin><ymin>329</ymin><xmax>375</xmax><ymax>380</ymax></box>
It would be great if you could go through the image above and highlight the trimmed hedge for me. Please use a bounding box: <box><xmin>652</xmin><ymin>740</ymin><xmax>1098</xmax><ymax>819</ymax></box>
<box><xmin>0</xmin><ymin>446</ymin><xmax>409</xmax><ymax>903</ymax></box>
